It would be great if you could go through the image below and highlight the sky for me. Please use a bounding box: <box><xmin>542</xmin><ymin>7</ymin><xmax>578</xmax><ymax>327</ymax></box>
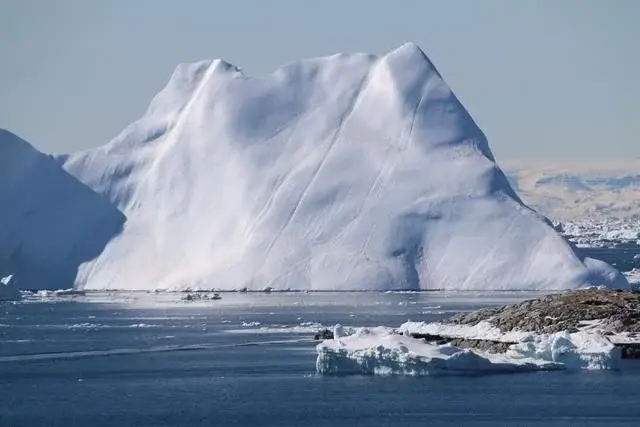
<box><xmin>1</xmin><ymin>0</ymin><xmax>638</xmax><ymax>161</ymax></box>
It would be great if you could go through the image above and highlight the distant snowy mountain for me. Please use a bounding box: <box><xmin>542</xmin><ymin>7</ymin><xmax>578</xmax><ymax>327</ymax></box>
<box><xmin>5</xmin><ymin>43</ymin><xmax>628</xmax><ymax>290</ymax></box>
<box><xmin>504</xmin><ymin>161</ymin><xmax>640</xmax><ymax>221</ymax></box>
<box><xmin>0</xmin><ymin>129</ymin><xmax>125</xmax><ymax>290</ymax></box>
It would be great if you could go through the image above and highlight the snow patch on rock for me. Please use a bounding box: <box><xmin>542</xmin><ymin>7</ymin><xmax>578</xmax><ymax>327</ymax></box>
<box><xmin>399</xmin><ymin>320</ymin><xmax>531</xmax><ymax>343</ymax></box>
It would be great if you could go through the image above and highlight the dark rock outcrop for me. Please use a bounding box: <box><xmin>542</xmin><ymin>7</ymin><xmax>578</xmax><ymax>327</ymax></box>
<box><xmin>437</xmin><ymin>289</ymin><xmax>640</xmax><ymax>358</ymax></box>
<box><xmin>407</xmin><ymin>332</ymin><xmax>515</xmax><ymax>353</ymax></box>
<box><xmin>181</xmin><ymin>292</ymin><xmax>222</xmax><ymax>301</ymax></box>
<box><xmin>314</xmin><ymin>329</ymin><xmax>334</xmax><ymax>341</ymax></box>
<box><xmin>449</xmin><ymin>289</ymin><xmax>640</xmax><ymax>334</ymax></box>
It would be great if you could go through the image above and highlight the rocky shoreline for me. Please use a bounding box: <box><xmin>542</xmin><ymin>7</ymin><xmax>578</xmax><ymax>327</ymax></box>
<box><xmin>417</xmin><ymin>289</ymin><xmax>640</xmax><ymax>358</ymax></box>
<box><xmin>448</xmin><ymin>289</ymin><xmax>640</xmax><ymax>334</ymax></box>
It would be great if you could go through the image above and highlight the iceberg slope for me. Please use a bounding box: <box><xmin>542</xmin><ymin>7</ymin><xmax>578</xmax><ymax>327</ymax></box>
<box><xmin>0</xmin><ymin>129</ymin><xmax>125</xmax><ymax>290</ymax></box>
<box><xmin>61</xmin><ymin>43</ymin><xmax>626</xmax><ymax>290</ymax></box>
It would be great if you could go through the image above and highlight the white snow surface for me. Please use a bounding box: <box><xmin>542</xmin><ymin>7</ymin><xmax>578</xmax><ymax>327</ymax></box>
<box><xmin>2</xmin><ymin>43</ymin><xmax>628</xmax><ymax>291</ymax></box>
<box><xmin>399</xmin><ymin>320</ymin><xmax>531</xmax><ymax>343</ymax></box>
<box><xmin>317</xmin><ymin>323</ymin><xmax>620</xmax><ymax>375</ymax></box>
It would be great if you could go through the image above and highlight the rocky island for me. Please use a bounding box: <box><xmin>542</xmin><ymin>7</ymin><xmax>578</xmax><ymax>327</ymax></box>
<box><xmin>405</xmin><ymin>289</ymin><xmax>640</xmax><ymax>358</ymax></box>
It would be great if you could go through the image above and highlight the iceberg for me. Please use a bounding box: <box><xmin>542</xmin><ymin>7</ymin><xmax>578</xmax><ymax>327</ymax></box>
<box><xmin>0</xmin><ymin>274</ymin><xmax>21</xmax><ymax>301</ymax></box>
<box><xmin>2</xmin><ymin>43</ymin><xmax>628</xmax><ymax>291</ymax></box>
<box><xmin>316</xmin><ymin>324</ymin><xmax>621</xmax><ymax>375</ymax></box>
<box><xmin>0</xmin><ymin>130</ymin><xmax>125</xmax><ymax>290</ymax></box>
<box><xmin>316</xmin><ymin>326</ymin><xmax>563</xmax><ymax>375</ymax></box>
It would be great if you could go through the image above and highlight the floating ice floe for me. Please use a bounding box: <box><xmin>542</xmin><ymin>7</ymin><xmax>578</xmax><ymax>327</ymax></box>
<box><xmin>241</xmin><ymin>321</ymin><xmax>262</xmax><ymax>327</ymax></box>
<box><xmin>68</xmin><ymin>323</ymin><xmax>103</xmax><ymax>330</ymax></box>
<box><xmin>224</xmin><ymin>321</ymin><xmax>358</xmax><ymax>336</ymax></box>
<box><xmin>127</xmin><ymin>323</ymin><xmax>161</xmax><ymax>328</ymax></box>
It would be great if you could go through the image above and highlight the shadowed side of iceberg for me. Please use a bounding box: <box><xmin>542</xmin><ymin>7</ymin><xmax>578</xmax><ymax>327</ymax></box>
<box><xmin>0</xmin><ymin>129</ymin><xmax>125</xmax><ymax>290</ymax></box>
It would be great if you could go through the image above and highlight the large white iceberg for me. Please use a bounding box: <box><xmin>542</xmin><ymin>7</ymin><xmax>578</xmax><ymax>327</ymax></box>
<box><xmin>1</xmin><ymin>43</ymin><xmax>628</xmax><ymax>290</ymax></box>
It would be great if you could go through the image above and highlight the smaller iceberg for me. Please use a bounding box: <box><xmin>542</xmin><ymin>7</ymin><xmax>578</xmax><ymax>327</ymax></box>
<box><xmin>316</xmin><ymin>327</ymin><xmax>562</xmax><ymax>376</ymax></box>
<box><xmin>0</xmin><ymin>274</ymin><xmax>21</xmax><ymax>301</ymax></box>
<box><xmin>316</xmin><ymin>323</ymin><xmax>621</xmax><ymax>376</ymax></box>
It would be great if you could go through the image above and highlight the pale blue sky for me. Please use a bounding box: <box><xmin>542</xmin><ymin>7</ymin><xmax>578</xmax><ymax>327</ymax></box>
<box><xmin>1</xmin><ymin>0</ymin><xmax>638</xmax><ymax>160</ymax></box>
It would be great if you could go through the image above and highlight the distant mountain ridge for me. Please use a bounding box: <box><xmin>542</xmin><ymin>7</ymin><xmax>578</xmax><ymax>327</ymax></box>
<box><xmin>504</xmin><ymin>161</ymin><xmax>640</xmax><ymax>220</ymax></box>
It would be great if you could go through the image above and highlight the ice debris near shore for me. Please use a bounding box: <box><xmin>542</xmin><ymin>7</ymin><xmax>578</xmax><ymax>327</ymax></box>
<box><xmin>560</xmin><ymin>218</ymin><xmax>639</xmax><ymax>247</ymax></box>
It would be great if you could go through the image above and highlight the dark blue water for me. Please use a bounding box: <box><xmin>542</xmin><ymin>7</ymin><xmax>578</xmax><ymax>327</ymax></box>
<box><xmin>2</xmin><ymin>292</ymin><xmax>640</xmax><ymax>427</ymax></box>
<box><xmin>579</xmin><ymin>246</ymin><xmax>640</xmax><ymax>272</ymax></box>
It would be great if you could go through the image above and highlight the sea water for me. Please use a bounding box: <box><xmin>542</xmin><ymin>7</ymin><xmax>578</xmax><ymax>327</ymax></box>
<box><xmin>2</xmin><ymin>291</ymin><xmax>640</xmax><ymax>427</ymax></box>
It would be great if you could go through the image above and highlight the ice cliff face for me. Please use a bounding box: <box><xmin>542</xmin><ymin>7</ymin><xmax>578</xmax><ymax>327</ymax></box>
<box><xmin>4</xmin><ymin>43</ymin><xmax>627</xmax><ymax>290</ymax></box>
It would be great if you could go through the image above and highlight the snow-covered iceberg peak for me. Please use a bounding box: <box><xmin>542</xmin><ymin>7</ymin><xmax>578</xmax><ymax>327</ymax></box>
<box><xmin>59</xmin><ymin>42</ymin><xmax>626</xmax><ymax>291</ymax></box>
